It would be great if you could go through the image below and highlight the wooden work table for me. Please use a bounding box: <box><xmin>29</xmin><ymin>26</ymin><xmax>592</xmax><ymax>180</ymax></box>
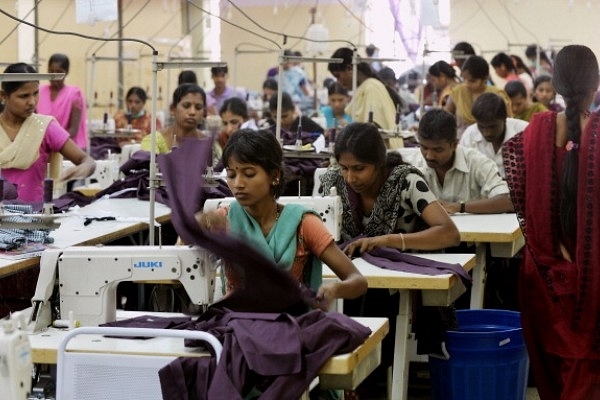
<box><xmin>0</xmin><ymin>198</ymin><xmax>171</xmax><ymax>279</ymax></box>
<box><xmin>28</xmin><ymin>311</ymin><xmax>389</xmax><ymax>392</ymax></box>
<box><xmin>450</xmin><ymin>213</ymin><xmax>525</xmax><ymax>308</ymax></box>
<box><xmin>323</xmin><ymin>252</ymin><xmax>475</xmax><ymax>400</ymax></box>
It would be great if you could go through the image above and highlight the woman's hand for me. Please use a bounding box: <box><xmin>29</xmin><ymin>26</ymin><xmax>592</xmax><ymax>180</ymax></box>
<box><xmin>60</xmin><ymin>158</ymin><xmax>96</xmax><ymax>182</ymax></box>
<box><xmin>439</xmin><ymin>200</ymin><xmax>460</xmax><ymax>215</ymax></box>
<box><xmin>195</xmin><ymin>210</ymin><xmax>228</xmax><ymax>233</ymax></box>
<box><xmin>314</xmin><ymin>282</ymin><xmax>338</xmax><ymax>311</ymax></box>
<box><xmin>343</xmin><ymin>235</ymin><xmax>388</xmax><ymax>257</ymax></box>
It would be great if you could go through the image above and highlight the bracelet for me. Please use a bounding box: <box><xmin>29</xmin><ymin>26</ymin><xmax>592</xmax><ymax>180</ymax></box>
<box><xmin>460</xmin><ymin>201</ymin><xmax>466</xmax><ymax>213</ymax></box>
<box><xmin>400</xmin><ymin>233</ymin><xmax>406</xmax><ymax>252</ymax></box>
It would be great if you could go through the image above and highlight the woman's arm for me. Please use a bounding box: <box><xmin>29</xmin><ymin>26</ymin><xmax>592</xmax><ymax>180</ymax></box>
<box><xmin>316</xmin><ymin>242</ymin><xmax>368</xmax><ymax>311</ymax></box>
<box><xmin>444</xmin><ymin>96</ymin><xmax>456</xmax><ymax>114</ymax></box>
<box><xmin>400</xmin><ymin>201</ymin><xmax>461</xmax><ymax>249</ymax></box>
<box><xmin>59</xmin><ymin>139</ymin><xmax>96</xmax><ymax>181</ymax></box>
<box><xmin>66</xmin><ymin>101</ymin><xmax>83</xmax><ymax>138</ymax></box>
<box><xmin>343</xmin><ymin>200</ymin><xmax>460</xmax><ymax>255</ymax></box>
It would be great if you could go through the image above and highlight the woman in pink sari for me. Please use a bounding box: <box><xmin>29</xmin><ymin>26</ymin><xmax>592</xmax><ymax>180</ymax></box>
<box><xmin>37</xmin><ymin>54</ymin><xmax>88</xmax><ymax>150</ymax></box>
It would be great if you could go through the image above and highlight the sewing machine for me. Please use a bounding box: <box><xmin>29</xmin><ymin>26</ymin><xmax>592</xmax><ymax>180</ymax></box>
<box><xmin>30</xmin><ymin>246</ymin><xmax>217</xmax><ymax>330</ymax></box>
<box><xmin>203</xmin><ymin>193</ymin><xmax>343</xmax><ymax>241</ymax></box>
<box><xmin>1</xmin><ymin>311</ymin><xmax>32</xmax><ymax>400</ymax></box>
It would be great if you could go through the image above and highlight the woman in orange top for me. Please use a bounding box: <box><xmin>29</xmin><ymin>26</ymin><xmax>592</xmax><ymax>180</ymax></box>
<box><xmin>198</xmin><ymin>129</ymin><xmax>367</xmax><ymax>310</ymax></box>
<box><xmin>113</xmin><ymin>86</ymin><xmax>162</xmax><ymax>145</ymax></box>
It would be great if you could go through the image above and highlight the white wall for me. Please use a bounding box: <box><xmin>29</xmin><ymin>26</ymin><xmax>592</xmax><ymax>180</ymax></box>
<box><xmin>449</xmin><ymin>0</ymin><xmax>600</xmax><ymax>63</ymax></box>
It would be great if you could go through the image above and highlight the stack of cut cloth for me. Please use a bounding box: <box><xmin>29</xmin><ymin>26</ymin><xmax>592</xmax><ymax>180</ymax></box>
<box><xmin>0</xmin><ymin>204</ymin><xmax>54</xmax><ymax>251</ymax></box>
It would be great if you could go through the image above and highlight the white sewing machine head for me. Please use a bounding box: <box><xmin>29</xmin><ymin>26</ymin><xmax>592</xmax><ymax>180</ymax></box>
<box><xmin>30</xmin><ymin>246</ymin><xmax>216</xmax><ymax>330</ymax></box>
<box><xmin>0</xmin><ymin>311</ymin><xmax>32</xmax><ymax>400</ymax></box>
<box><xmin>203</xmin><ymin>194</ymin><xmax>342</xmax><ymax>241</ymax></box>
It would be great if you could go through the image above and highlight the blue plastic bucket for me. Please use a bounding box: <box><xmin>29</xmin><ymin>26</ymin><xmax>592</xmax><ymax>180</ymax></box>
<box><xmin>429</xmin><ymin>309</ymin><xmax>529</xmax><ymax>400</ymax></box>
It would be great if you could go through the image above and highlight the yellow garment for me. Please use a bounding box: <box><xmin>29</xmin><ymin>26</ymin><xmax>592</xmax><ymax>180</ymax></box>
<box><xmin>140</xmin><ymin>131</ymin><xmax>170</xmax><ymax>154</ymax></box>
<box><xmin>451</xmin><ymin>84</ymin><xmax>512</xmax><ymax>136</ymax></box>
<box><xmin>515</xmin><ymin>102</ymin><xmax>547</xmax><ymax>122</ymax></box>
<box><xmin>0</xmin><ymin>114</ymin><xmax>52</xmax><ymax>169</ymax></box>
<box><xmin>346</xmin><ymin>78</ymin><xmax>396</xmax><ymax>130</ymax></box>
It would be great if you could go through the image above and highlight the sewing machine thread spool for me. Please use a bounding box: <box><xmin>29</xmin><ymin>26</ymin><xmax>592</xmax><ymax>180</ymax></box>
<box><xmin>43</xmin><ymin>178</ymin><xmax>53</xmax><ymax>203</ymax></box>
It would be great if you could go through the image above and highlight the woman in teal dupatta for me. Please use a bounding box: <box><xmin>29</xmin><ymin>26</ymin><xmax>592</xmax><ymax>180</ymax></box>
<box><xmin>199</xmin><ymin>129</ymin><xmax>367</xmax><ymax>311</ymax></box>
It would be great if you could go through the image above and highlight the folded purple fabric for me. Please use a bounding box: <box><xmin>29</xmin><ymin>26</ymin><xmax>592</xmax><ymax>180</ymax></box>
<box><xmin>362</xmin><ymin>247</ymin><xmax>472</xmax><ymax>287</ymax></box>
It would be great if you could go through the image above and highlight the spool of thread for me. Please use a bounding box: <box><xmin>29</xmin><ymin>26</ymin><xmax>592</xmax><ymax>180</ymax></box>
<box><xmin>0</xmin><ymin>177</ymin><xmax>4</xmax><ymax>203</ymax></box>
<box><xmin>368</xmin><ymin>110</ymin><xmax>374</xmax><ymax>124</ymax></box>
<box><xmin>52</xmin><ymin>319</ymin><xmax>80</xmax><ymax>329</ymax></box>
<box><xmin>43</xmin><ymin>178</ymin><xmax>53</xmax><ymax>204</ymax></box>
<box><xmin>103</xmin><ymin>112</ymin><xmax>108</xmax><ymax>126</ymax></box>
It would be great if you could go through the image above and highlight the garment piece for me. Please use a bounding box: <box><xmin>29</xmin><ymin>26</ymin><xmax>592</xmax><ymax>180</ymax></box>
<box><xmin>0</xmin><ymin>204</ymin><xmax>54</xmax><ymax>249</ymax></box>
<box><xmin>503</xmin><ymin>111</ymin><xmax>600</xmax><ymax>399</ymax></box>
<box><xmin>37</xmin><ymin>84</ymin><xmax>87</xmax><ymax>149</ymax></box>
<box><xmin>450</xmin><ymin>84</ymin><xmax>512</xmax><ymax>137</ymax></box>
<box><xmin>158</xmin><ymin>139</ymin><xmax>349</xmax><ymax>397</ymax></box>
<box><xmin>407</xmin><ymin>145</ymin><xmax>509</xmax><ymax>202</ymax></box>
<box><xmin>460</xmin><ymin>117</ymin><xmax>529</xmax><ymax>177</ymax></box>
<box><xmin>157</xmin><ymin>138</ymin><xmax>315</xmax><ymax>315</ymax></box>
<box><xmin>0</xmin><ymin>116</ymin><xmax>69</xmax><ymax>202</ymax></box>
<box><xmin>320</xmin><ymin>164</ymin><xmax>437</xmax><ymax>242</ymax></box>
<box><xmin>359</xmin><ymin>245</ymin><xmax>472</xmax><ymax>285</ymax></box>
<box><xmin>346</xmin><ymin>78</ymin><xmax>397</xmax><ymax>130</ymax></box>
<box><xmin>159</xmin><ymin>309</ymin><xmax>371</xmax><ymax>400</ymax></box>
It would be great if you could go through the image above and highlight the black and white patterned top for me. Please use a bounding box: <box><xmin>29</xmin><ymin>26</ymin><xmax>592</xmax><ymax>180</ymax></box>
<box><xmin>319</xmin><ymin>164</ymin><xmax>438</xmax><ymax>242</ymax></box>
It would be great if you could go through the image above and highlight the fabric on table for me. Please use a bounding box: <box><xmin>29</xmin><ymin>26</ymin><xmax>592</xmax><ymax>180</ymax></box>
<box><xmin>361</xmin><ymin>246</ymin><xmax>472</xmax><ymax>286</ymax></box>
<box><xmin>0</xmin><ymin>204</ymin><xmax>55</xmax><ymax>250</ymax></box>
<box><xmin>159</xmin><ymin>308</ymin><xmax>371</xmax><ymax>400</ymax></box>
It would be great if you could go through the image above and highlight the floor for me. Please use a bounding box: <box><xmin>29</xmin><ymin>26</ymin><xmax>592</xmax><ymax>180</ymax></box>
<box><xmin>350</xmin><ymin>362</ymin><xmax>541</xmax><ymax>400</ymax></box>
<box><xmin>405</xmin><ymin>388</ymin><xmax>540</xmax><ymax>400</ymax></box>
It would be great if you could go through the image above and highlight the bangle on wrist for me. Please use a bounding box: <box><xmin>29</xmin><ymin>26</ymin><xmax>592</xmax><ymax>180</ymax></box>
<box><xmin>459</xmin><ymin>201</ymin><xmax>466</xmax><ymax>213</ymax></box>
<box><xmin>400</xmin><ymin>233</ymin><xmax>406</xmax><ymax>252</ymax></box>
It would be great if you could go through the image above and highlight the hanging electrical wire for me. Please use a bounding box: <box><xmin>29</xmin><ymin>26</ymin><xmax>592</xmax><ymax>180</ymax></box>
<box><xmin>0</xmin><ymin>0</ymin><xmax>43</xmax><ymax>47</ymax></box>
<box><xmin>0</xmin><ymin>8</ymin><xmax>156</xmax><ymax>52</ymax></box>
<box><xmin>38</xmin><ymin>1</ymin><xmax>71</xmax><ymax>47</ymax></box>
<box><xmin>222</xmin><ymin>0</ymin><xmax>356</xmax><ymax>49</ymax></box>
<box><xmin>335</xmin><ymin>0</ymin><xmax>371</xmax><ymax>32</ymax></box>
<box><xmin>185</xmin><ymin>1</ymin><xmax>281</xmax><ymax>50</ymax></box>
<box><xmin>88</xmin><ymin>0</ymin><xmax>153</xmax><ymax>56</ymax></box>
<box><xmin>495</xmin><ymin>0</ymin><xmax>540</xmax><ymax>44</ymax></box>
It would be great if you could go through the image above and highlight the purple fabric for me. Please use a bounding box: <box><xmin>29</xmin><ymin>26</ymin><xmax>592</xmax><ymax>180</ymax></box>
<box><xmin>157</xmin><ymin>138</ymin><xmax>314</xmax><ymax>314</ymax></box>
<box><xmin>156</xmin><ymin>138</ymin><xmax>374</xmax><ymax>398</ymax></box>
<box><xmin>100</xmin><ymin>315</ymin><xmax>191</xmax><ymax>329</ymax></box>
<box><xmin>361</xmin><ymin>247</ymin><xmax>472</xmax><ymax>286</ymax></box>
<box><xmin>159</xmin><ymin>309</ymin><xmax>371</xmax><ymax>400</ymax></box>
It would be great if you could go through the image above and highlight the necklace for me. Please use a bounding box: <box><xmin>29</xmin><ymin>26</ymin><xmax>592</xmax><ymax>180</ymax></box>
<box><xmin>275</xmin><ymin>204</ymin><xmax>281</xmax><ymax>221</ymax></box>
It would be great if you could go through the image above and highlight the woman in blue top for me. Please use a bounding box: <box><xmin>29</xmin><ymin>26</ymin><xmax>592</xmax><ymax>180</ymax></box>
<box><xmin>321</xmin><ymin>81</ymin><xmax>352</xmax><ymax>129</ymax></box>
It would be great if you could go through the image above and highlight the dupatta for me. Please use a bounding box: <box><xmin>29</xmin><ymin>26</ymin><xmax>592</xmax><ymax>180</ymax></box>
<box><xmin>0</xmin><ymin>114</ymin><xmax>51</xmax><ymax>169</ymax></box>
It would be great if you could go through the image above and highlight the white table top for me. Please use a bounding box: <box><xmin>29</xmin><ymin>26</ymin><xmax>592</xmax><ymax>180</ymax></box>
<box><xmin>0</xmin><ymin>198</ymin><xmax>172</xmax><ymax>278</ymax></box>
<box><xmin>450</xmin><ymin>213</ymin><xmax>522</xmax><ymax>243</ymax></box>
<box><xmin>323</xmin><ymin>253</ymin><xmax>475</xmax><ymax>290</ymax></box>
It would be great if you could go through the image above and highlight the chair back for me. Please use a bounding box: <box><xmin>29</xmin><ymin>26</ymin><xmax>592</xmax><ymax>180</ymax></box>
<box><xmin>55</xmin><ymin>326</ymin><xmax>222</xmax><ymax>400</ymax></box>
